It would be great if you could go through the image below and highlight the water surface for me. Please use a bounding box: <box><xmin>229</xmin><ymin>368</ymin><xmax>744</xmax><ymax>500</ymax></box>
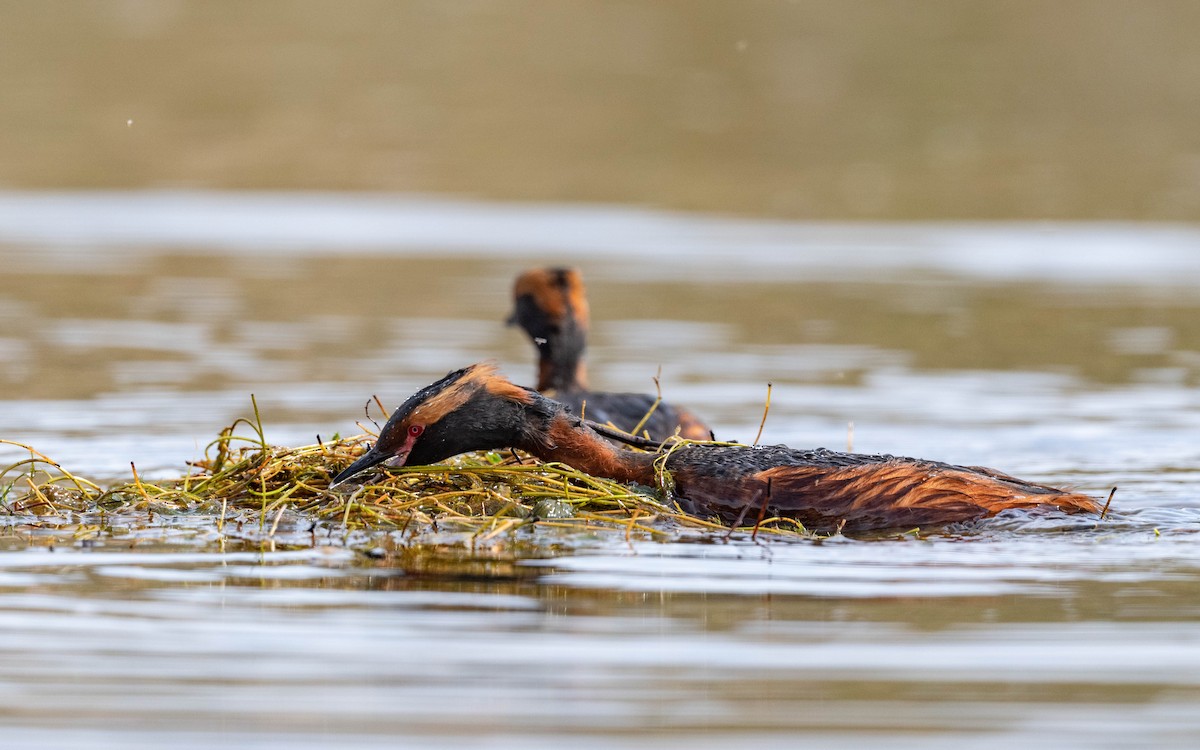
<box><xmin>2</xmin><ymin>193</ymin><xmax>1200</xmax><ymax>748</ymax></box>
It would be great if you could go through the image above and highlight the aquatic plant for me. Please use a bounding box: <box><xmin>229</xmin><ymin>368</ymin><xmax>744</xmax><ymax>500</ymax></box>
<box><xmin>0</xmin><ymin>400</ymin><xmax>812</xmax><ymax>546</ymax></box>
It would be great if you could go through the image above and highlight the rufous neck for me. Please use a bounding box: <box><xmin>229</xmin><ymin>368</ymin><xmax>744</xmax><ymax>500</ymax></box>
<box><xmin>526</xmin><ymin>413</ymin><xmax>656</xmax><ymax>485</ymax></box>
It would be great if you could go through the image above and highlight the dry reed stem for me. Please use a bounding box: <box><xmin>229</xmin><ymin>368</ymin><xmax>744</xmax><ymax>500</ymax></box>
<box><xmin>753</xmin><ymin>382</ymin><xmax>773</xmax><ymax>446</ymax></box>
<box><xmin>628</xmin><ymin>367</ymin><xmax>664</xmax><ymax>438</ymax></box>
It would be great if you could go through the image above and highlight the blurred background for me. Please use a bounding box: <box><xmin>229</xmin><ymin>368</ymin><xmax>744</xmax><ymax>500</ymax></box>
<box><xmin>3</xmin><ymin>0</ymin><xmax>1200</xmax><ymax>219</ymax></box>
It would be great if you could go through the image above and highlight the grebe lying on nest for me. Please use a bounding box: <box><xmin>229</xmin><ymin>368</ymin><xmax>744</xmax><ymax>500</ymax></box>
<box><xmin>331</xmin><ymin>363</ymin><xmax>1099</xmax><ymax>533</ymax></box>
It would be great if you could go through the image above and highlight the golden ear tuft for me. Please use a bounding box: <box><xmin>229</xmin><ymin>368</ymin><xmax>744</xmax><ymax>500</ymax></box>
<box><xmin>407</xmin><ymin>362</ymin><xmax>530</xmax><ymax>424</ymax></box>
<box><xmin>485</xmin><ymin>376</ymin><xmax>535</xmax><ymax>404</ymax></box>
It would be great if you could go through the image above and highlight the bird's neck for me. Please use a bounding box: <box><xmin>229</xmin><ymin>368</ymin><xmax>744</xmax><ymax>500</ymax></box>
<box><xmin>535</xmin><ymin>326</ymin><xmax>590</xmax><ymax>392</ymax></box>
<box><xmin>524</xmin><ymin>412</ymin><xmax>656</xmax><ymax>485</ymax></box>
<box><xmin>537</xmin><ymin>356</ymin><xmax>589</xmax><ymax>393</ymax></box>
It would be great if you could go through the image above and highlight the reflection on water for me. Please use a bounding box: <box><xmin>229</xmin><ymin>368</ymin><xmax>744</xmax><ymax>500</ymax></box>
<box><xmin>1</xmin><ymin>534</ymin><xmax>1199</xmax><ymax>749</ymax></box>
<box><xmin>3</xmin><ymin>193</ymin><xmax>1200</xmax><ymax>747</ymax></box>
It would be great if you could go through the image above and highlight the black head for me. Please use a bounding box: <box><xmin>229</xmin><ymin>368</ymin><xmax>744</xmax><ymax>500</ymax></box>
<box><xmin>507</xmin><ymin>267</ymin><xmax>590</xmax><ymax>392</ymax></box>
<box><xmin>330</xmin><ymin>363</ymin><xmax>553</xmax><ymax>486</ymax></box>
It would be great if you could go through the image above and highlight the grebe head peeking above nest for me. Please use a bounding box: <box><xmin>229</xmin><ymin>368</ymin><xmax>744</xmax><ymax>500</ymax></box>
<box><xmin>331</xmin><ymin>363</ymin><xmax>1100</xmax><ymax>534</ymax></box>
<box><xmin>508</xmin><ymin>267</ymin><xmax>712</xmax><ymax>441</ymax></box>
<box><xmin>508</xmin><ymin>267</ymin><xmax>590</xmax><ymax>393</ymax></box>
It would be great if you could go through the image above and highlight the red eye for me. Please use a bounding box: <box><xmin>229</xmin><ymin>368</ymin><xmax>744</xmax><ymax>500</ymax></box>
<box><xmin>408</xmin><ymin>424</ymin><xmax>425</xmax><ymax>437</ymax></box>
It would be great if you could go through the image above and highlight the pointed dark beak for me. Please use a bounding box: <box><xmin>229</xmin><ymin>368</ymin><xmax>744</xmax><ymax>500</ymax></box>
<box><xmin>504</xmin><ymin>310</ymin><xmax>517</xmax><ymax>326</ymax></box>
<box><xmin>330</xmin><ymin>445</ymin><xmax>392</xmax><ymax>487</ymax></box>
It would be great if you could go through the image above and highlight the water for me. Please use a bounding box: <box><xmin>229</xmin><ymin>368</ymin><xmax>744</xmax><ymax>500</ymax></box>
<box><xmin>3</xmin><ymin>192</ymin><xmax>1200</xmax><ymax>747</ymax></box>
<box><xmin>2</xmin><ymin>532</ymin><xmax>1199</xmax><ymax>748</ymax></box>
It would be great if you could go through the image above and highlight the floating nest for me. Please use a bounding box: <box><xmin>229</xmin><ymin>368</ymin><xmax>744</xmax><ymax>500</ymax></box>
<box><xmin>0</xmin><ymin>402</ymin><xmax>811</xmax><ymax>546</ymax></box>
